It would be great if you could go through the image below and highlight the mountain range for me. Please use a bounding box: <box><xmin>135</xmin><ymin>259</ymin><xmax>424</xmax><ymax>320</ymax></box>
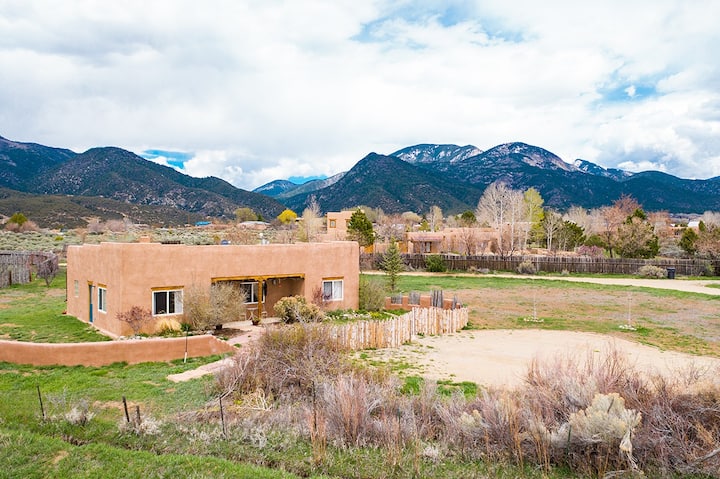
<box><xmin>0</xmin><ymin>135</ymin><xmax>285</xmax><ymax>228</ymax></box>
<box><xmin>259</xmin><ymin>142</ymin><xmax>720</xmax><ymax>215</ymax></box>
<box><xmin>2</xmin><ymin>133</ymin><xmax>719</xmax><ymax>229</ymax></box>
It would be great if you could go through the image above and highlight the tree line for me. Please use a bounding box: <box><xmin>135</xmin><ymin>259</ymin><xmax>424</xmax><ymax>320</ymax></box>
<box><xmin>236</xmin><ymin>184</ymin><xmax>720</xmax><ymax>261</ymax></box>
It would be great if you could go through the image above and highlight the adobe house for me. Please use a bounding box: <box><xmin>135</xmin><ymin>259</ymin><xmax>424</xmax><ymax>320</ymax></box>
<box><xmin>406</xmin><ymin>227</ymin><xmax>498</xmax><ymax>255</ymax></box>
<box><xmin>66</xmin><ymin>241</ymin><xmax>359</xmax><ymax>337</ymax></box>
<box><xmin>322</xmin><ymin>211</ymin><xmax>354</xmax><ymax>241</ymax></box>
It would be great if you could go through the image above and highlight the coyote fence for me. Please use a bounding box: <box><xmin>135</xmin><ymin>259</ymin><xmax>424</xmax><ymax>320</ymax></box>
<box><xmin>362</xmin><ymin>253</ymin><xmax>717</xmax><ymax>276</ymax></box>
<box><xmin>330</xmin><ymin>307</ymin><xmax>468</xmax><ymax>350</ymax></box>
<box><xmin>0</xmin><ymin>251</ymin><xmax>58</xmax><ymax>288</ymax></box>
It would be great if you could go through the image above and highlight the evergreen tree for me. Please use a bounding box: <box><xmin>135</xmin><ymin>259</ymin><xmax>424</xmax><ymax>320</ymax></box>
<box><xmin>381</xmin><ymin>240</ymin><xmax>403</xmax><ymax>292</ymax></box>
<box><xmin>347</xmin><ymin>209</ymin><xmax>375</xmax><ymax>247</ymax></box>
<box><xmin>679</xmin><ymin>227</ymin><xmax>699</xmax><ymax>256</ymax></box>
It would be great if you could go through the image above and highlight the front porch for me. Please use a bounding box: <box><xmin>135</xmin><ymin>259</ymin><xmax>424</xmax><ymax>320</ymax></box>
<box><xmin>212</xmin><ymin>274</ymin><xmax>305</xmax><ymax>321</ymax></box>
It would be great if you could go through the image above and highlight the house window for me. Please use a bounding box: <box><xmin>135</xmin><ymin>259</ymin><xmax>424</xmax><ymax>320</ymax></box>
<box><xmin>97</xmin><ymin>287</ymin><xmax>107</xmax><ymax>313</ymax></box>
<box><xmin>153</xmin><ymin>289</ymin><xmax>183</xmax><ymax>315</ymax></box>
<box><xmin>322</xmin><ymin>279</ymin><xmax>343</xmax><ymax>301</ymax></box>
<box><xmin>74</xmin><ymin>280</ymin><xmax>79</xmax><ymax>298</ymax></box>
<box><xmin>422</xmin><ymin>242</ymin><xmax>432</xmax><ymax>253</ymax></box>
<box><xmin>240</xmin><ymin>282</ymin><xmax>260</xmax><ymax>304</ymax></box>
<box><xmin>329</xmin><ymin>219</ymin><xmax>337</xmax><ymax>228</ymax></box>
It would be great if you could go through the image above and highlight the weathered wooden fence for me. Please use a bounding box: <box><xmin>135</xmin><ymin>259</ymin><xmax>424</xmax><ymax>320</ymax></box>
<box><xmin>330</xmin><ymin>307</ymin><xmax>468</xmax><ymax>350</ymax></box>
<box><xmin>362</xmin><ymin>253</ymin><xmax>718</xmax><ymax>276</ymax></box>
<box><xmin>0</xmin><ymin>251</ymin><xmax>58</xmax><ymax>287</ymax></box>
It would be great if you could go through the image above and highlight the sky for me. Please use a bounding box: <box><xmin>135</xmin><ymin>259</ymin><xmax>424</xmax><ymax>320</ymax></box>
<box><xmin>1</xmin><ymin>0</ymin><xmax>719</xmax><ymax>190</ymax></box>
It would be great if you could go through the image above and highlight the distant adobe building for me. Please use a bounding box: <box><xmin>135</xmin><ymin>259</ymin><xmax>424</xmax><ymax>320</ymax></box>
<box><xmin>406</xmin><ymin>227</ymin><xmax>498</xmax><ymax>255</ymax></box>
<box><xmin>321</xmin><ymin>211</ymin><xmax>354</xmax><ymax>241</ymax></box>
<box><xmin>66</xmin><ymin>241</ymin><xmax>359</xmax><ymax>337</ymax></box>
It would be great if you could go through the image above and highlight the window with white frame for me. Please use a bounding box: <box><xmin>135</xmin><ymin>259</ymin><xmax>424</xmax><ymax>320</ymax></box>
<box><xmin>153</xmin><ymin>289</ymin><xmax>183</xmax><ymax>315</ymax></box>
<box><xmin>322</xmin><ymin>279</ymin><xmax>343</xmax><ymax>301</ymax></box>
<box><xmin>239</xmin><ymin>281</ymin><xmax>259</xmax><ymax>304</ymax></box>
<box><xmin>97</xmin><ymin>287</ymin><xmax>107</xmax><ymax>313</ymax></box>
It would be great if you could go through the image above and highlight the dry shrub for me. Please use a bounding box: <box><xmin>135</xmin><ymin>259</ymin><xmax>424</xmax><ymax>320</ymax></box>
<box><xmin>522</xmin><ymin>347</ymin><xmax>720</xmax><ymax>477</ymax></box>
<box><xmin>273</xmin><ymin>295</ymin><xmax>324</xmax><ymax>323</ymax></box>
<box><xmin>633</xmin><ymin>371</ymin><xmax>720</xmax><ymax>477</ymax></box>
<box><xmin>217</xmin><ymin>323</ymin><xmax>351</xmax><ymax>400</ymax></box>
<box><xmin>637</xmin><ymin>264</ymin><xmax>667</xmax><ymax>278</ymax></box>
<box><xmin>215</xmin><ymin>329</ymin><xmax>720</xmax><ymax>478</ymax></box>
<box><xmin>516</xmin><ymin>260</ymin><xmax>537</xmax><ymax>275</ymax></box>
<box><xmin>439</xmin><ymin>389</ymin><xmax>526</xmax><ymax>463</ymax></box>
<box><xmin>524</xmin><ymin>347</ymin><xmax>646</xmax><ymax>423</ymax></box>
<box><xmin>116</xmin><ymin>306</ymin><xmax>152</xmax><ymax>336</ymax></box>
<box><xmin>551</xmin><ymin>393</ymin><xmax>642</xmax><ymax>474</ymax></box>
<box><xmin>183</xmin><ymin>282</ymin><xmax>246</xmax><ymax>331</ymax></box>
<box><xmin>319</xmin><ymin>372</ymin><xmax>383</xmax><ymax>447</ymax></box>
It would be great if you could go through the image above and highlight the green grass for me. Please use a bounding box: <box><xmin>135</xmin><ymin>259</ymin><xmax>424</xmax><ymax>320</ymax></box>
<box><xmin>0</xmin><ymin>359</ymin><xmax>587</xmax><ymax>479</ymax></box>
<box><xmin>3</xmin><ymin>270</ymin><xmax>716</xmax><ymax>478</ymax></box>
<box><xmin>0</xmin><ymin>269</ymin><xmax>108</xmax><ymax>343</ymax></box>
<box><xmin>388</xmin><ymin>273</ymin><xmax>720</xmax><ymax>300</ymax></box>
<box><xmin>0</xmin><ymin>427</ymin><xmax>301</xmax><ymax>479</ymax></box>
<box><xmin>0</xmin><ymin>357</ymin><xmax>222</xmax><ymax>424</ymax></box>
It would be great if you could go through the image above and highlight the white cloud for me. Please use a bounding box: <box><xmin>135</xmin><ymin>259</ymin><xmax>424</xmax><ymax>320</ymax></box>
<box><xmin>1</xmin><ymin>0</ymin><xmax>719</xmax><ymax>190</ymax></box>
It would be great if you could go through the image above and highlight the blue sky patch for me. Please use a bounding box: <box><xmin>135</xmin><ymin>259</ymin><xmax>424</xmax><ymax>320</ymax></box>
<box><xmin>597</xmin><ymin>80</ymin><xmax>659</xmax><ymax>104</ymax></box>
<box><xmin>288</xmin><ymin>175</ymin><xmax>327</xmax><ymax>184</ymax></box>
<box><xmin>141</xmin><ymin>149</ymin><xmax>193</xmax><ymax>169</ymax></box>
<box><xmin>353</xmin><ymin>1</ymin><xmax>523</xmax><ymax>46</ymax></box>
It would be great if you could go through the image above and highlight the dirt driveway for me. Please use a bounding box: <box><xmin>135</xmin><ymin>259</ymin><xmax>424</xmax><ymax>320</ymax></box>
<box><xmin>365</xmin><ymin>329</ymin><xmax>720</xmax><ymax>388</ymax></box>
<box><xmin>363</xmin><ymin>272</ymin><xmax>720</xmax><ymax>387</ymax></box>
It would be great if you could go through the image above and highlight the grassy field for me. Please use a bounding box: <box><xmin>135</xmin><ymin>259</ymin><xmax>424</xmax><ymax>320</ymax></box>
<box><xmin>389</xmin><ymin>273</ymin><xmax>720</xmax><ymax>356</ymax></box>
<box><xmin>2</xmin><ymin>271</ymin><xmax>719</xmax><ymax>477</ymax></box>
<box><xmin>0</xmin><ymin>270</ymin><xmax>108</xmax><ymax>343</ymax></box>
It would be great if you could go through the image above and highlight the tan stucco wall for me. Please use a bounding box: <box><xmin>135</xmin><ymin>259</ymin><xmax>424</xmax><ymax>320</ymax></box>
<box><xmin>0</xmin><ymin>336</ymin><xmax>235</xmax><ymax>367</ymax></box>
<box><xmin>67</xmin><ymin>241</ymin><xmax>360</xmax><ymax>336</ymax></box>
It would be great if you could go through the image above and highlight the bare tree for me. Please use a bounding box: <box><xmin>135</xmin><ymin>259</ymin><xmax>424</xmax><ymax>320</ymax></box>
<box><xmin>427</xmin><ymin>205</ymin><xmax>443</xmax><ymax>232</ymax></box>
<box><xmin>565</xmin><ymin>206</ymin><xmax>593</xmax><ymax>235</ymax></box>
<box><xmin>36</xmin><ymin>254</ymin><xmax>59</xmax><ymax>287</ymax></box>
<box><xmin>299</xmin><ymin>196</ymin><xmax>323</xmax><ymax>242</ymax></box>
<box><xmin>400</xmin><ymin>211</ymin><xmax>421</xmax><ymax>228</ymax></box>
<box><xmin>700</xmin><ymin>211</ymin><xmax>720</xmax><ymax>226</ymax></box>
<box><xmin>476</xmin><ymin>182</ymin><xmax>510</xmax><ymax>256</ymax></box>
<box><xmin>596</xmin><ymin>196</ymin><xmax>641</xmax><ymax>257</ymax></box>
<box><xmin>696</xmin><ymin>223</ymin><xmax>720</xmax><ymax>260</ymax></box>
<box><xmin>542</xmin><ymin>210</ymin><xmax>564</xmax><ymax>253</ymax></box>
<box><xmin>456</xmin><ymin>227</ymin><xmax>479</xmax><ymax>255</ymax></box>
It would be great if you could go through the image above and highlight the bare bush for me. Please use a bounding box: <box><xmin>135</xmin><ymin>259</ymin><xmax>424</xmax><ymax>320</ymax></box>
<box><xmin>213</xmin><ymin>328</ymin><xmax>720</xmax><ymax>478</ymax></box>
<box><xmin>319</xmin><ymin>373</ymin><xmax>383</xmax><ymax>447</ymax></box>
<box><xmin>64</xmin><ymin>398</ymin><xmax>95</xmax><ymax>426</ymax></box>
<box><xmin>117</xmin><ymin>306</ymin><xmax>152</xmax><ymax>336</ymax></box>
<box><xmin>516</xmin><ymin>260</ymin><xmax>537</xmax><ymax>275</ymax></box>
<box><xmin>36</xmin><ymin>253</ymin><xmax>59</xmax><ymax>286</ymax></box>
<box><xmin>183</xmin><ymin>282</ymin><xmax>246</xmax><ymax>330</ymax></box>
<box><xmin>636</xmin><ymin>264</ymin><xmax>667</xmax><ymax>278</ymax></box>
<box><xmin>217</xmin><ymin>323</ymin><xmax>351</xmax><ymax>400</ymax></box>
